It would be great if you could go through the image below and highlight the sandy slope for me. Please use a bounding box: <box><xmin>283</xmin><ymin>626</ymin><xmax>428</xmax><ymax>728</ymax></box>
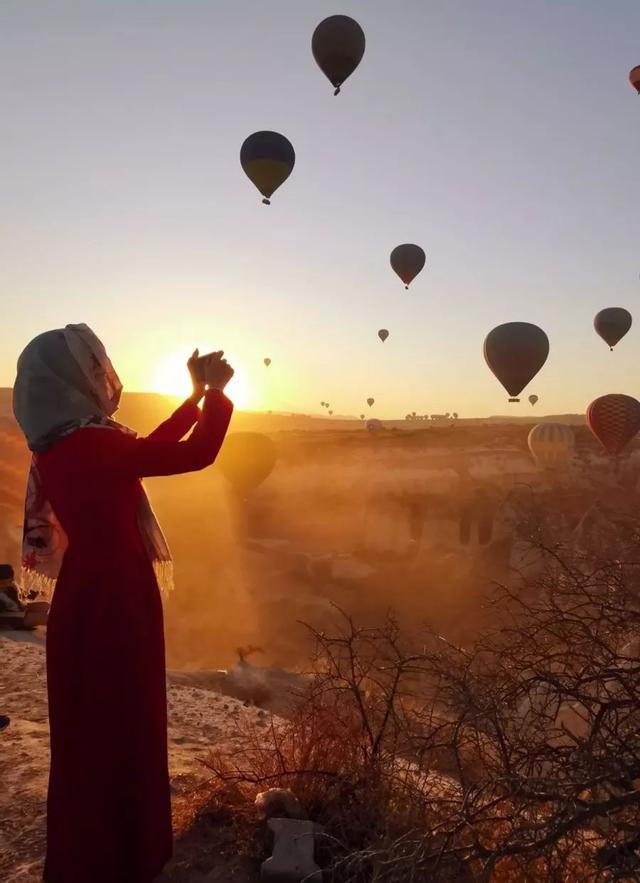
<box><xmin>0</xmin><ymin>631</ymin><xmax>270</xmax><ymax>882</ymax></box>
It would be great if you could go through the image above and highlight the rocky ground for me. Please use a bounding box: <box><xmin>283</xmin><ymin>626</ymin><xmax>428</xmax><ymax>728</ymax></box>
<box><xmin>0</xmin><ymin>631</ymin><xmax>282</xmax><ymax>883</ymax></box>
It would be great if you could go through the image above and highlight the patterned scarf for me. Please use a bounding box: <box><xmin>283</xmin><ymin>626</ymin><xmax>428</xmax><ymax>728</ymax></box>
<box><xmin>14</xmin><ymin>324</ymin><xmax>173</xmax><ymax>600</ymax></box>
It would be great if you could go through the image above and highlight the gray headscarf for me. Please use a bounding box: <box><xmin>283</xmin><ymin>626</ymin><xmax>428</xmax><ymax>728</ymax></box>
<box><xmin>13</xmin><ymin>323</ymin><xmax>123</xmax><ymax>452</ymax></box>
<box><xmin>13</xmin><ymin>324</ymin><xmax>173</xmax><ymax>599</ymax></box>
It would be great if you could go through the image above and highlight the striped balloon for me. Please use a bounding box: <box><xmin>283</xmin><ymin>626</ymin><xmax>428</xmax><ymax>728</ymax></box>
<box><xmin>587</xmin><ymin>394</ymin><xmax>640</xmax><ymax>456</ymax></box>
<box><xmin>528</xmin><ymin>423</ymin><xmax>575</xmax><ymax>469</ymax></box>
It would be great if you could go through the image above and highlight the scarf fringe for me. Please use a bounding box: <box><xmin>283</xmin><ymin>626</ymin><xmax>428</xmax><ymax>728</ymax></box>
<box><xmin>153</xmin><ymin>559</ymin><xmax>174</xmax><ymax>601</ymax></box>
<box><xmin>20</xmin><ymin>568</ymin><xmax>57</xmax><ymax>602</ymax></box>
<box><xmin>20</xmin><ymin>562</ymin><xmax>174</xmax><ymax>604</ymax></box>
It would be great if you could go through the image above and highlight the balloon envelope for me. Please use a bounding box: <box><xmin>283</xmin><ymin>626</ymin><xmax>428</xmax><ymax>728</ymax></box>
<box><xmin>367</xmin><ymin>397</ymin><xmax>374</xmax><ymax>407</ymax></box>
<box><xmin>484</xmin><ymin>322</ymin><xmax>549</xmax><ymax>401</ymax></box>
<box><xmin>240</xmin><ymin>131</ymin><xmax>295</xmax><ymax>204</ymax></box>
<box><xmin>528</xmin><ymin>423</ymin><xmax>574</xmax><ymax>469</ymax></box>
<box><xmin>587</xmin><ymin>394</ymin><xmax>640</xmax><ymax>456</ymax></box>
<box><xmin>629</xmin><ymin>66</ymin><xmax>640</xmax><ymax>94</ymax></box>
<box><xmin>312</xmin><ymin>15</ymin><xmax>365</xmax><ymax>95</ymax></box>
<box><xmin>528</xmin><ymin>394</ymin><xmax>539</xmax><ymax>406</ymax></box>
<box><xmin>390</xmin><ymin>244</ymin><xmax>426</xmax><ymax>288</ymax></box>
<box><xmin>378</xmin><ymin>329</ymin><xmax>389</xmax><ymax>342</ymax></box>
<box><xmin>263</xmin><ymin>358</ymin><xmax>271</xmax><ymax>367</ymax></box>
<box><xmin>217</xmin><ymin>432</ymin><xmax>277</xmax><ymax>496</ymax></box>
<box><xmin>594</xmin><ymin>307</ymin><xmax>632</xmax><ymax>350</ymax></box>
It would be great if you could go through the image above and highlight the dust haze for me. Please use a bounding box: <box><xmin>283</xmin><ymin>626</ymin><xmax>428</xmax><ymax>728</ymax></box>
<box><xmin>4</xmin><ymin>390</ymin><xmax>636</xmax><ymax>671</ymax></box>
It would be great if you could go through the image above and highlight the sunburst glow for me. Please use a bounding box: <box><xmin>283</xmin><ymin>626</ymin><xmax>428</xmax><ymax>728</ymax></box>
<box><xmin>150</xmin><ymin>348</ymin><xmax>251</xmax><ymax>409</ymax></box>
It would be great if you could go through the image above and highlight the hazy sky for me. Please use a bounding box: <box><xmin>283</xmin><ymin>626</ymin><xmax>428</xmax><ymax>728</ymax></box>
<box><xmin>1</xmin><ymin>0</ymin><xmax>639</xmax><ymax>417</ymax></box>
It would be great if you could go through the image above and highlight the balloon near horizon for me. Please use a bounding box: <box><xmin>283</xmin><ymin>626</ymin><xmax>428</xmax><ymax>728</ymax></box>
<box><xmin>150</xmin><ymin>348</ymin><xmax>251</xmax><ymax>409</ymax></box>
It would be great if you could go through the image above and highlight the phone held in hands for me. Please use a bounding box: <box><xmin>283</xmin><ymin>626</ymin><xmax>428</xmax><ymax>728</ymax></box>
<box><xmin>192</xmin><ymin>356</ymin><xmax>206</xmax><ymax>383</ymax></box>
<box><xmin>192</xmin><ymin>351</ymin><xmax>219</xmax><ymax>382</ymax></box>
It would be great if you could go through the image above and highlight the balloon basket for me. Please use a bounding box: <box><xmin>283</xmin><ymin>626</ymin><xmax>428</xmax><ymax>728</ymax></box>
<box><xmin>262</xmin><ymin>198</ymin><xmax>271</xmax><ymax>205</ymax></box>
<box><xmin>508</xmin><ymin>397</ymin><xmax>520</xmax><ymax>403</ymax></box>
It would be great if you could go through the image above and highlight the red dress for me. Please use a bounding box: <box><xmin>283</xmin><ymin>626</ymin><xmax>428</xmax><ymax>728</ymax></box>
<box><xmin>36</xmin><ymin>390</ymin><xmax>233</xmax><ymax>883</ymax></box>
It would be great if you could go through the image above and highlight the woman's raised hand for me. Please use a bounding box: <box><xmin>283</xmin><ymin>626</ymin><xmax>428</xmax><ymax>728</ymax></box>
<box><xmin>187</xmin><ymin>349</ymin><xmax>206</xmax><ymax>403</ymax></box>
<box><xmin>201</xmin><ymin>351</ymin><xmax>234</xmax><ymax>392</ymax></box>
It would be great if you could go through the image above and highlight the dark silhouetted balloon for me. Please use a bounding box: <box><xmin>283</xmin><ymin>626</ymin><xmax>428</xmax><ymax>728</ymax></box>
<box><xmin>312</xmin><ymin>15</ymin><xmax>365</xmax><ymax>96</ymax></box>
<box><xmin>320</xmin><ymin>401</ymin><xmax>325</xmax><ymax>407</ymax></box>
<box><xmin>629</xmin><ymin>66</ymin><xmax>640</xmax><ymax>94</ymax></box>
<box><xmin>328</xmin><ymin>410</ymin><xmax>333</xmax><ymax>415</ymax></box>
<box><xmin>528</xmin><ymin>394</ymin><xmax>538</xmax><ymax>406</ymax></box>
<box><xmin>594</xmin><ymin>307</ymin><xmax>632</xmax><ymax>351</ymax></box>
<box><xmin>263</xmin><ymin>357</ymin><xmax>271</xmax><ymax>367</ymax></box>
<box><xmin>587</xmin><ymin>394</ymin><xmax>640</xmax><ymax>456</ymax></box>
<box><xmin>484</xmin><ymin>322</ymin><xmax>549</xmax><ymax>402</ymax></box>
<box><xmin>360</xmin><ymin>414</ymin><xmax>365</xmax><ymax>420</ymax></box>
<box><xmin>217</xmin><ymin>432</ymin><xmax>277</xmax><ymax>496</ymax></box>
<box><xmin>367</xmin><ymin>397</ymin><xmax>374</xmax><ymax>407</ymax></box>
<box><xmin>378</xmin><ymin>329</ymin><xmax>389</xmax><ymax>343</ymax></box>
<box><xmin>528</xmin><ymin>423</ymin><xmax>574</xmax><ymax>469</ymax></box>
<box><xmin>390</xmin><ymin>244</ymin><xmax>426</xmax><ymax>289</ymax></box>
<box><xmin>240</xmin><ymin>131</ymin><xmax>295</xmax><ymax>205</ymax></box>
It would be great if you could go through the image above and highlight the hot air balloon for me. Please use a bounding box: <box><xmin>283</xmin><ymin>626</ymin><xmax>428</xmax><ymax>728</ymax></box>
<box><xmin>528</xmin><ymin>423</ymin><xmax>575</xmax><ymax>469</ymax></box>
<box><xmin>390</xmin><ymin>244</ymin><xmax>426</xmax><ymax>289</ymax></box>
<box><xmin>366</xmin><ymin>418</ymin><xmax>382</xmax><ymax>434</ymax></box>
<box><xmin>240</xmin><ymin>131</ymin><xmax>295</xmax><ymax>205</ymax></box>
<box><xmin>367</xmin><ymin>397</ymin><xmax>375</xmax><ymax>407</ymax></box>
<box><xmin>587</xmin><ymin>394</ymin><xmax>640</xmax><ymax>456</ymax></box>
<box><xmin>360</xmin><ymin>414</ymin><xmax>365</xmax><ymax>420</ymax></box>
<box><xmin>312</xmin><ymin>15</ymin><xmax>365</xmax><ymax>96</ymax></box>
<box><xmin>320</xmin><ymin>401</ymin><xmax>325</xmax><ymax>407</ymax></box>
<box><xmin>264</xmin><ymin>357</ymin><xmax>271</xmax><ymax>367</ymax></box>
<box><xmin>484</xmin><ymin>323</ymin><xmax>549</xmax><ymax>402</ymax></box>
<box><xmin>528</xmin><ymin>394</ymin><xmax>539</xmax><ymax>407</ymax></box>
<box><xmin>629</xmin><ymin>66</ymin><xmax>640</xmax><ymax>94</ymax></box>
<box><xmin>328</xmin><ymin>410</ymin><xmax>333</xmax><ymax>416</ymax></box>
<box><xmin>378</xmin><ymin>329</ymin><xmax>389</xmax><ymax>343</ymax></box>
<box><xmin>325</xmin><ymin>402</ymin><xmax>330</xmax><ymax>408</ymax></box>
<box><xmin>594</xmin><ymin>308</ymin><xmax>632</xmax><ymax>351</ymax></box>
<box><xmin>217</xmin><ymin>432</ymin><xmax>277</xmax><ymax>498</ymax></box>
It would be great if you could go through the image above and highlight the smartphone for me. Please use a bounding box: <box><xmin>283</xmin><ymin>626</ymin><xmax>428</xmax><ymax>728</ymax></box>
<box><xmin>192</xmin><ymin>351</ymin><xmax>219</xmax><ymax>382</ymax></box>
<box><xmin>192</xmin><ymin>355</ymin><xmax>206</xmax><ymax>383</ymax></box>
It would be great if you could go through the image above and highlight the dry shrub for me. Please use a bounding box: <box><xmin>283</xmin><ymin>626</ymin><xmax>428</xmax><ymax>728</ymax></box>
<box><xmin>200</xmin><ymin>532</ymin><xmax>640</xmax><ymax>882</ymax></box>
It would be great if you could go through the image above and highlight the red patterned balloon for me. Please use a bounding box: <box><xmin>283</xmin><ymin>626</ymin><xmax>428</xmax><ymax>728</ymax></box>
<box><xmin>586</xmin><ymin>394</ymin><xmax>640</xmax><ymax>455</ymax></box>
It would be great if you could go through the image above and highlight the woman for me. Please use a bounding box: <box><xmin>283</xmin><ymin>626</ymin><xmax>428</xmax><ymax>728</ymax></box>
<box><xmin>12</xmin><ymin>324</ymin><xmax>234</xmax><ymax>882</ymax></box>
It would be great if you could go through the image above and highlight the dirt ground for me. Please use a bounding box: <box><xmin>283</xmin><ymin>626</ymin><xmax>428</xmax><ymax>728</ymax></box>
<box><xmin>0</xmin><ymin>631</ymin><xmax>267</xmax><ymax>882</ymax></box>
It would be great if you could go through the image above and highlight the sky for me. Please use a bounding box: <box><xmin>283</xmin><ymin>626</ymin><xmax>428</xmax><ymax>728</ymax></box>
<box><xmin>0</xmin><ymin>0</ymin><xmax>639</xmax><ymax>418</ymax></box>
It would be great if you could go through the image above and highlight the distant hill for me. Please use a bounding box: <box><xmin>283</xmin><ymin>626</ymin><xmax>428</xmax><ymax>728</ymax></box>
<box><xmin>0</xmin><ymin>388</ymin><xmax>586</xmax><ymax>433</ymax></box>
<box><xmin>484</xmin><ymin>413</ymin><xmax>586</xmax><ymax>426</ymax></box>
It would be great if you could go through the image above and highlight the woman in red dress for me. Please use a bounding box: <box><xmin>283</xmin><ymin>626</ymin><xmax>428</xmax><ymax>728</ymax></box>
<box><xmin>13</xmin><ymin>324</ymin><xmax>234</xmax><ymax>882</ymax></box>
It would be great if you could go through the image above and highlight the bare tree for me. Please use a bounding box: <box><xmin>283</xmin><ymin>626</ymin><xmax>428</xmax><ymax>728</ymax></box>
<box><xmin>204</xmin><ymin>532</ymin><xmax>640</xmax><ymax>882</ymax></box>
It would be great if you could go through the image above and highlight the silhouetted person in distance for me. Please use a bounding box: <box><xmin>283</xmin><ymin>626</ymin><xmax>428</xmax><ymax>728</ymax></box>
<box><xmin>12</xmin><ymin>324</ymin><xmax>234</xmax><ymax>883</ymax></box>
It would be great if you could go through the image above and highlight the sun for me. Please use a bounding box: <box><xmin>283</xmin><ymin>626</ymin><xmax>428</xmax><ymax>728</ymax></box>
<box><xmin>150</xmin><ymin>348</ymin><xmax>250</xmax><ymax>409</ymax></box>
